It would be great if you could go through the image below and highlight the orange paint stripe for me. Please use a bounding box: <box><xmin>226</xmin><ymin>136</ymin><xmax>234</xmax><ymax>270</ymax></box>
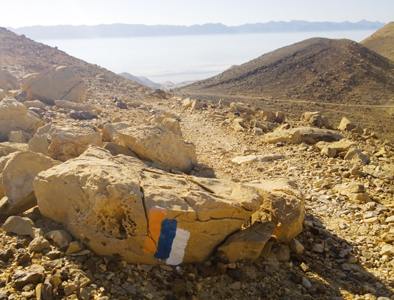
<box><xmin>143</xmin><ymin>206</ymin><xmax>167</xmax><ymax>253</ymax></box>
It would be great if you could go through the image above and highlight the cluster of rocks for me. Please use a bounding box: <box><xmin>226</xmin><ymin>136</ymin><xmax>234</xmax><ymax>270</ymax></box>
<box><xmin>1</xmin><ymin>60</ymin><xmax>394</xmax><ymax>299</ymax></box>
<box><xmin>0</xmin><ymin>67</ymin><xmax>317</xmax><ymax>299</ymax></box>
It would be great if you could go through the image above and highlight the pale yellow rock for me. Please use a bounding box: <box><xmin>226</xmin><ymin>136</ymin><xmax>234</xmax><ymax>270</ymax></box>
<box><xmin>162</xmin><ymin>118</ymin><xmax>182</xmax><ymax>136</ymax></box>
<box><xmin>191</xmin><ymin>99</ymin><xmax>203</xmax><ymax>110</ymax></box>
<box><xmin>316</xmin><ymin>139</ymin><xmax>356</xmax><ymax>152</ymax></box>
<box><xmin>333</xmin><ymin>182</ymin><xmax>370</xmax><ymax>202</ymax></box>
<box><xmin>102</xmin><ymin>122</ymin><xmax>131</xmax><ymax>144</ymax></box>
<box><xmin>54</xmin><ymin>99</ymin><xmax>102</xmax><ymax>114</ymax></box>
<box><xmin>258</xmin><ymin>110</ymin><xmax>276</xmax><ymax>122</ymax></box>
<box><xmin>40</xmin><ymin>124</ymin><xmax>103</xmax><ymax>161</ymax></box>
<box><xmin>24</xmin><ymin>100</ymin><xmax>46</xmax><ymax>109</ymax></box>
<box><xmin>245</xmin><ymin>180</ymin><xmax>305</xmax><ymax>243</ymax></box>
<box><xmin>0</xmin><ymin>69</ymin><xmax>19</xmax><ymax>89</ymax></box>
<box><xmin>338</xmin><ymin>117</ymin><xmax>357</xmax><ymax>131</ymax></box>
<box><xmin>22</xmin><ymin>66</ymin><xmax>87</xmax><ymax>104</ymax></box>
<box><xmin>0</xmin><ymin>97</ymin><xmax>43</xmax><ymax>142</ymax></box>
<box><xmin>182</xmin><ymin>98</ymin><xmax>192</xmax><ymax>108</ymax></box>
<box><xmin>34</xmin><ymin>146</ymin><xmax>278</xmax><ymax>264</ymax></box>
<box><xmin>8</xmin><ymin>130</ymin><xmax>30</xmax><ymax>143</ymax></box>
<box><xmin>3</xmin><ymin>151</ymin><xmax>58</xmax><ymax>214</ymax></box>
<box><xmin>0</xmin><ymin>142</ymin><xmax>28</xmax><ymax>156</ymax></box>
<box><xmin>118</xmin><ymin>124</ymin><xmax>197</xmax><ymax>173</ymax></box>
<box><xmin>262</xmin><ymin>128</ymin><xmax>302</xmax><ymax>144</ymax></box>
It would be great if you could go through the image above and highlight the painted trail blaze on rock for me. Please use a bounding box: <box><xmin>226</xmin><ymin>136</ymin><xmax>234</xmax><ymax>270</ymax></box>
<box><xmin>143</xmin><ymin>206</ymin><xmax>167</xmax><ymax>253</ymax></box>
<box><xmin>167</xmin><ymin>228</ymin><xmax>191</xmax><ymax>265</ymax></box>
<box><xmin>154</xmin><ymin>219</ymin><xmax>177</xmax><ymax>260</ymax></box>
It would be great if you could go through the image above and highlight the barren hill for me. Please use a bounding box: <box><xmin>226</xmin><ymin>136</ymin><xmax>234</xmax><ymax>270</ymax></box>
<box><xmin>178</xmin><ymin>38</ymin><xmax>394</xmax><ymax>105</ymax></box>
<box><xmin>361</xmin><ymin>22</ymin><xmax>394</xmax><ymax>62</ymax></box>
<box><xmin>0</xmin><ymin>27</ymin><xmax>154</xmax><ymax>104</ymax></box>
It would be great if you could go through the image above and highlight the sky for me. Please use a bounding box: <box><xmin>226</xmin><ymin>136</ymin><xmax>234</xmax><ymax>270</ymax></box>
<box><xmin>1</xmin><ymin>0</ymin><xmax>393</xmax><ymax>28</ymax></box>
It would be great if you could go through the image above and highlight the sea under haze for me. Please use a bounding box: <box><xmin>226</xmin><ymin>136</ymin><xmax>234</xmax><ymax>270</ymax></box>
<box><xmin>38</xmin><ymin>30</ymin><xmax>375</xmax><ymax>84</ymax></box>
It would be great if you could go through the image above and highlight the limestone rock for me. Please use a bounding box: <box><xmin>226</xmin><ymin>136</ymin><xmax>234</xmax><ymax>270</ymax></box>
<box><xmin>2</xmin><ymin>216</ymin><xmax>35</xmax><ymax>237</ymax></box>
<box><xmin>24</xmin><ymin>100</ymin><xmax>46</xmax><ymax>109</ymax></box>
<box><xmin>231</xmin><ymin>154</ymin><xmax>284</xmax><ymax>165</ymax></box>
<box><xmin>34</xmin><ymin>147</ymin><xmax>279</xmax><ymax>264</ymax></box>
<box><xmin>338</xmin><ymin>117</ymin><xmax>362</xmax><ymax>133</ymax></box>
<box><xmin>28</xmin><ymin>124</ymin><xmax>102</xmax><ymax>161</ymax></box>
<box><xmin>316</xmin><ymin>139</ymin><xmax>356</xmax><ymax>153</ymax></box>
<box><xmin>301</xmin><ymin>112</ymin><xmax>330</xmax><ymax>128</ymax></box>
<box><xmin>229</xmin><ymin>102</ymin><xmax>254</xmax><ymax>115</ymax></box>
<box><xmin>0</xmin><ymin>97</ymin><xmax>43</xmax><ymax>142</ymax></box>
<box><xmin>258</xmin><ymin>110</ymin><xmax>276</xmax><ymax>123</ymax></box>
<box><xmin>263</xmin><ymin>127</ymin><xmax>342</xmax><ymax>144</ymax></box>
<box><xmin>191</xmin><ymin>99</ymin><xmax>202</xmax><ymax>110</ymax></box>
<box><xmin>363</xmin><ymin>165</ymin><xmax>393</xmax><ymax>181</ymax></box>
<box><xmin>245</xmin><ymin>179</ymin><xmax>305</xmax><ymax>243</ymax></box>
<box><xmin>262</xmin><ymin>128</ymin><xmax>302</xmax><ymax>144</ymax></box>
<box><xmin>104</xmin><ymin>142</ymin><xmax>138</xmax><ymax>157</ymax></box>
<box><xmin>46</xmin><ymin>230</ymin><xmax>73</xmax><ymax>249</ymax></box>
<box><xmin>55</xmin><ymin>99</ymin><xmax>101</xmax><ymax>114</ymax></box>
<box><xmin>8</xmin><ymin>130</ymin><xmax>31</xmax><ymax>143</ymax></box>
<box><xmin>217</xmin><ymin>221</ymin><xmax>274</xmax><ymax>262</ymax></box>
<box><xmin>3</xmin><ymin>151</ymin><xmax>58</xmax><ymax>214</ymax></box>
<box><xmin>22</xmin><ymin>66</ymin><xmax>87</xmax><ymax>104</ymax></box>
<box><xmin>321</xmin><ymin>146</ymin><xmax>336</xmax><ymax>158</ymax></box>
<box><xmin>344</xmin><ymin>148</ymin><xmax>370</xmax><ymax>165</ymax></box>
<box><xmin>333</xmin><ymin>182</ymin><xmax>370</xmax><ymax>202</ymax></box>
<box><xmin>0</xmin><ymin>142</ymin><xmax>28</xmax><ymax>156</ymax></box>
<box><xmin>162</xmin><ymin>118</ymin><xmax>182</xmax><ymax>136</ymax></box>
<box><xmin>102</xmin><ymin>122</ymin><xmax>131</xmax><ymax>144</ymax></box>
<box><xmin>118</xmin><ymin>124</ymin><xmax>197</xmax><ymax>173</ymax></box>
<box><xmin>28</xmin><ymin>236</ymin><xmax>51</xmax><ymax>253</ymax></box>
<box><xmin>182</xmin><ymin>98</ymin><xmax>192</xmax><ymax>108</ymax></box>
<box><xmin>0</xmin><ymin>69</ymin><xmax>19</xmax><ymax>90</ymax></box>
<box><xmin>13</xmin><ymin>264</ymin><xmax>45</xmax><ymax>289</ymax></box>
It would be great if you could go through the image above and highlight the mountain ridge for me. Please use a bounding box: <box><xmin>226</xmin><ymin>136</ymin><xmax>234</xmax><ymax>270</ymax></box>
<box><xmin>8</xmin><ymin>20</ymin><xmax>385</xmax><ymax>40</ymax></box>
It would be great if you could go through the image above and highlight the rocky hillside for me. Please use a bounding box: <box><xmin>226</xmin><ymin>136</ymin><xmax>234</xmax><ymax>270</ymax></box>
<box><xmin>361</xmin><ymin>22</ymin><xmax>394</xmax><ymax>62</ymax></box>
<box><xmin>178</xmin><ymin>37</ymin><xmax>394</xmax><ymax>105</ymax></box>
<box><xmin>1</xmin><ymin>27</ymin><xmax>394</xmax><ymax>300</ymax></box>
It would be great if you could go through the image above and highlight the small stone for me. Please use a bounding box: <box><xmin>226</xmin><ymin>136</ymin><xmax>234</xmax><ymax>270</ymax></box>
<box><xmin>289</xmin><ymin>238</ymin><xmax>304</xmax><ymax>254</ymax></box>
<box><xmin>300</xmin><ymin>263</ymin><xmax>309</xmax><ymax>272</ymax></box>
<box><xmin>64</xmin><ymin>284</ymin><xmax>77</xmax><ymax>296</ymax></box>
<box><xmin>301</xmin><ymin>277</ymin><xmax>312</xmax><ymax>289</ymax></box>
<box><xmin>347</xmin><ymin>255</ymin><xmax>357</xmax><ymax>264</ymax></box>
<box><xmin>0</xmin><ymin>249</ymin><xmax>14</xmax><ymax>262</ymax></box>
<box><xmin>2</xmin><ymin>216</ymin><xmax>35</xmax><ymax>237</ymax></box>
<box><xmin>273</xmin><ymin>244</ymin><xmax>291</xmax><ymax>261</ymax></box>
<box><xmin>46</xmin><ymin>230</ymin><xmax>73</xmax><ymax>249</ymax></box>
<box><xmin>380</xmin><ymin>245</ymin><xmax>394</xmax><ymax>256</ymax></box>
<box><xmin>28</xmin><ymin>236</ymin><xmax>51</xmax><ymax>253</ymax></box>
<box><xmin>385</xmin><ymin>216</ymin><xmax>394</xmax><ymax>223</ymax></box>
<box><xmin>66</xmin><ymin>241</ymin><xmax>84</xmax><ymax>255</ymax></box>
<box><xmin>312</xmin><ymin>243</ymin><xmax>324</xmax><ymax>253</ymax></box>
<box><xmin>364</xmin><ymin>217</ymin><xmax>378</xmax><ymax>224</ymax></box>
<box><xmin>229</xmin><ymin>281</ymin><xmax>241</xmax><ymax>290</ymax></box>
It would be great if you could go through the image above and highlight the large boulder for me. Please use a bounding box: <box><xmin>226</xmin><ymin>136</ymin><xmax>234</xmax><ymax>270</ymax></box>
<box><xmin>2</xmin><ymin>151</ymin><xmax>58</xmax><ymax>215</ymax></box>
<box><xmin>118</xmin><ymin>124</ymin><xmax>197</xmax><ymax>173</ymax></box>
<box><xmin>28</xmin><ymin>124</ymin><xmax>102</xmax><ymax>161</ymax></box>
<box><xmin>21</xmin><ymin>66</ymin><xmax>87</xmax><ymax>104</ymax></box>
<box><xmin>34</xmin><ymin>147</ymin><xmax>304</xmax><ymax>264</ymax></box>
<box><xmin>0</xmin><ymin>97</ymin><xmax>43</xmax><ymax>142</ymax></box>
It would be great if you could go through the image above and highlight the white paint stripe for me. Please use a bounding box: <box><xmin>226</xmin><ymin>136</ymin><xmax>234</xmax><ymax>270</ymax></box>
<box><xmin>166</xmin><ymin>228</ymin><xmax>190</xmax><ymax>266</ymax></box>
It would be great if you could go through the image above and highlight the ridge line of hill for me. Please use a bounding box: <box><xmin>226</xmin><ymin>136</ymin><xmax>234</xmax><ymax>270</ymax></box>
<box><xmin>8</xmin><ymin>20</ymin><xmax>385</xmax><ymax>40</ymax></box>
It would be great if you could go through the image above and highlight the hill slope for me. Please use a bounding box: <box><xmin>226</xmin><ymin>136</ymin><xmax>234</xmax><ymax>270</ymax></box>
<box><xmin>361</xmin><ymin>22</ymin><xmax>394</xmax><ymax>61</ymax></box>
<box><xmin>0</xmin><ymin>27</ymin><xmax>153</xmax><ymax>104</ymax></box>
<box><xmin>178</xmin><ymin>38</ymin><xmax>394</xmax><ymax>105</ymax></box>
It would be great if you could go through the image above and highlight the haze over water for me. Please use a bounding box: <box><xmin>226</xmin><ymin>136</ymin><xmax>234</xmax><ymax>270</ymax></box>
<box><xmin>38</xmin><ymin>30</ymin><xmax>375</xmax><ymax>84</ymax></box>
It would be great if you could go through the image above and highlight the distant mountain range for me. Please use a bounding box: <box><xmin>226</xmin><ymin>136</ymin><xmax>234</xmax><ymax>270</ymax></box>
<box><xmin>118</xmin><ymin>72</ymin><xmax>195</xmax><ymax>90</ymax></box>
<box><xmin>8</xmin><ymin>20</ymin><xmax>385</xmax><ymax>40</ymax></box>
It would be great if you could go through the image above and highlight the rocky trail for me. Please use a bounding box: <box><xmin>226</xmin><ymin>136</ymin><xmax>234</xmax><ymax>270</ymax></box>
<box><xmin>0</xmin><ymin>26</ymin><xmax>394</xmax><ymax>300</ymax></box>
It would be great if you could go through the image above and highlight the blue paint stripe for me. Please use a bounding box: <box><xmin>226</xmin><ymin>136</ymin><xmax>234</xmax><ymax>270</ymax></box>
<box><xmin>154</xmin><ymin>219</ymin><xmax>177</xmax><ymax>260</ymax></box>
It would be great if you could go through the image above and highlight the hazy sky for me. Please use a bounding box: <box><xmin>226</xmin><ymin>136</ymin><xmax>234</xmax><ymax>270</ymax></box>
<box><xmin>1</xmin><ymin>0</ymin><xmax>392</xmax><ymax>28</ymax></box>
